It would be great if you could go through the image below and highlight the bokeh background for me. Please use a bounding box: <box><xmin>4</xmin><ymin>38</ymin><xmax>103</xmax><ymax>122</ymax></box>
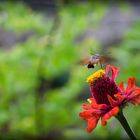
<box><xmin>0</xmin><ymin>0</ymin><xmax>140</xmax><ymax>139</ymax></box>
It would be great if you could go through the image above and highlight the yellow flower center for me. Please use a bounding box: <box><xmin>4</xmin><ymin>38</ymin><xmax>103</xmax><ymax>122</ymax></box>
<box><xmin>87</xmin><ymin>69</ymin><xmax>105</xmax><ymax>85</ymax></box>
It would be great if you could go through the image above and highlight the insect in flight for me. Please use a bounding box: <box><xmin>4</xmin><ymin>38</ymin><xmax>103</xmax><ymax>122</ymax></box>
<box><xmin>80</xmin><ymin>53</ymin><xmax>113</xmax><ymax>69</ymax></box>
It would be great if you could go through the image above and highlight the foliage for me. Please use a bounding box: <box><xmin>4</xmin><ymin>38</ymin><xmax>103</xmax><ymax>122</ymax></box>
<box><xmin>0</xmin><ymin>2</ymin><xmax>52</xmax><ymax>35</ymax></box>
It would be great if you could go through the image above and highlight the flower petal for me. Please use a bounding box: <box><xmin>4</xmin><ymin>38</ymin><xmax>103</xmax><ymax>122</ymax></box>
<box><xmin>79</xmin><ymin>110</ymin><xmax>93</xmax><ymax>120</ymax></box>
<box><xmin>81</xmin><ymin>104</ymin><xmax>92</xmax><ymax>110</ymax></box>
<box><xmin>106</xmin><ymin>65</ymin><xmax>120</xmax><ymax>80</ymax></box>
<box><xmin>114</xmin><ymin>92</ymin><xmax>126</xmax><ymax>102</ymax></box>
<box><xmin>126</xmin><ymin>77</ymin><xmax>136</xmax><ymax>92</ymax></box>
<box><xmin>88</xmin><ymin>98</ymin><xmax>109</xmax><ymax>110</ymax></box>
<box><xmin>86</xmin><ymin>115</ymin><xmax>100</xmax><ymax>133</ymax></box>
<box><xmin>107</xmin><ymin>95</ymin><xmax>117</xmax><ymax>107</ymax></box>
<box><xmin>119</xmin><ymin>81</ymin><xmax>124</xmax><ymax>92</ymax></box>
<box><xmin>101</xmin><ymin>107</ymin><xmax>119</xmax><ymax>126</ymax></box>
<box><xmin>130</xmin><ymin>95</ymin><xmax>140</xmax><ymax>105</ymax></box>
<box><xmin>128</xmin><ymin>90</ymin><xmax>140</xmax><ymax>105</ymax></box>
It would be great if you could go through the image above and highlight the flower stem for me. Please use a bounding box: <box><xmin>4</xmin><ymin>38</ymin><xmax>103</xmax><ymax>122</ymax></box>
<box><xmin>116</xmin><ymin>111</ymin><xmax>138</xmax><ymax>140</ymax></box>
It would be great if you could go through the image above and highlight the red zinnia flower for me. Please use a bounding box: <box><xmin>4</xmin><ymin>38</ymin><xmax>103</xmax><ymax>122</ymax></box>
<box><xmin>79</xmin><ymin>65</ymin><xmax>140</xmax><ymax>133</ymax></box>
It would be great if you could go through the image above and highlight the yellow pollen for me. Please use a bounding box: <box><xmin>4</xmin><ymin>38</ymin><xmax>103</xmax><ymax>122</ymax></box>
<box><xmin>86</xmin><ymin>69</ymin><xmax>105</xmax><ymax>85</ymax></box>
<box><xmin>87</xmin><ymin>98</ymin><xmax>92</xmax><ymax>104</ymax></box>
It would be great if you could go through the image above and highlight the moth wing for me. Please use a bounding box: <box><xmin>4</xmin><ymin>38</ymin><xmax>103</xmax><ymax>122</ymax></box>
<box><xmin>99</xmin><ymin>55</ymin><xmax>115</xmax><ymax>64</ymax></box>
<box><xmin>99</xmin><ymin>56</ymin><xmax>106</xmax><ymax>64</ymax></box>
<box><xmin>79</xmin><ymin>57</ymin><xmax>90</xmax><ymax>65</ymax></box>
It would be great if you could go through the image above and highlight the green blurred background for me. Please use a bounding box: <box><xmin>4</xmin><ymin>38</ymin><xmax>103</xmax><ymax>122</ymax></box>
<box><xmin>0</xmin><ymin>0</ymin><xmax>140</xmax><ymax>139</ymax></box>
